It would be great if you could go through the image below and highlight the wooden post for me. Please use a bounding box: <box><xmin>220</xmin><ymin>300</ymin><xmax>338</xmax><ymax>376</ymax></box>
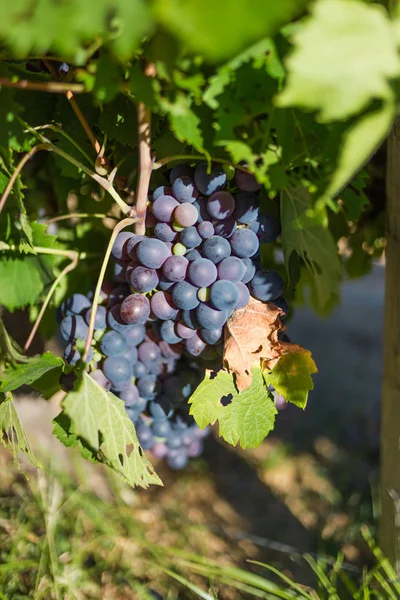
<box><xmin>380</xmin><ymin>120</ymin><xmax>400</xmax><ymax>572</ymax></box>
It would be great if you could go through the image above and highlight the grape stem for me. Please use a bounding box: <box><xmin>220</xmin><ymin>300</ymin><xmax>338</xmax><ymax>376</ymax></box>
<box><xmin>0</xmin><ymin>78</ymin><xmax>85</xmax><ymax>94</ymax></box>
<box><xmin>43</xmin><ymin>212</ymin><xmax>118</xmax><ymax>225</ymax></box>
<box><xmin>153</xmin><ymin>154</ymin><xmax>251</xmax><ymax>173</ymax></box>
<box><xmin>0</xmin><ymin>141</ymin><xmax>133</xmax><ymax>217</ymax></box>
<box><xmin>24</xmin><ymin>255</ymin><xmax>80</xmax><ymax>352</ymax></box>
<box><xmin>134</xmin><ymin>103</ymin><xmax>152</xmax><ymax>235</ymax></box>
<box><xmin>0</xmin><ymin>243</ymin><xmax>88</xmax><ymax>260</ymax></box>
<box><xmin>83</xmin><ymin>217</ymin><xmax>136</xmax><ymax>361</ymax></box>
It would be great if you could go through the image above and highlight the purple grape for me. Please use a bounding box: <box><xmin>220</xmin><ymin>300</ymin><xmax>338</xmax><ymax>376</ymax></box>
<box><xmin>179</xmin><ymin>226</ymin><xmax>202</xmax><ymax>248</ymax></box>
<box><xmin>194</xmin><ymin>162</ymin><xmax>227</xmax><ymax>195</ymax></box>
<box><xmin>136</xmin><ymin>238</ymin><xmax>169</xmax><ymax>269</ymax></box>
<box><xmin>151</xmin><ymin>291</ymin><xmax>179</xmax><ymax>320</ymax></box>
<box><xmin>250</xmin><ymin>270</ymin><xmax>283</xmax><ymax>302</ymax></box>
<box><xmin>175</xmin><ymin>321</ymin><xmax>197</xmax><ymax>339</ymax></box>
<box><xmin>100</xmin><ymin>330</ymin><xmax>127</xmax><ymax>356</ymax></box>
<box><xmin>162</xmin><ymin>255</ymin><xmax>188</xmax><ymax>282</ymax></box>
<box><xmin>61</xmin><ymin>293</ymin><xmax>91</xmax><ymax>316</ymax></box>
<box><xmin>152</xmin><ymin>195</ymin><xmax>179</xmax><ymax>222</ymax></box>
<box><xmin>207</xmin><ymin>191</ymin><xmax>235</xmax><ymax>220</ymax></box>
<box><xmin>210</xmin><ymin>280</ymin><xmax>239</xmax><ymax>311</ymax></box>
<box><xmin>168</xmin><ymin>449</ymin><xmax>189</xmax><ymax>470</ymax></box>
<box><xmin>103</xmin><ymin>356</ymin><xmax>132</xmax><ymax>386</ymax></box>
<box><xmin>235</xmin><ymin>281</ymin><xmax>251</xmax><ymax>309</ymax></box>
<box><xmin>160</xmin><ymin>320</ymin><xmax>183</xmax><ymax>344</ymax></box>
<box><xmin>122</xmin><ymin>324</ymin><xmax>146</xmax><ymax>346</ymax></box>
<box><xmin>202</xmin><ymin>236</ymin><xmax>231</xmax><ymax>264</ymax></box>
<box><xmin>113</xmin><ymin>262</ymin><xmax>127</xmax><ymax>283</ymax></box>
<box><xmin>109</xmin><ymin>284</ymin><xmax>130</xmax><ymax>307</ymax></box>
<box><xmin>172</xmin><ymin>176</ymin><xmax>198</xmax><ymax>203</ymax></box>
<box><xmin>196</xmin><ymin>303</ymin><xmax>227</xmax><ymax>330</ymax></box>
<box><xmin>119</xmin><ymin>382</ymin><xmax>140</xmax><ymax>406</ymax></box>
<box><xmin>217</xmin><ymin>256</ymin><xmax>245</xmax><ymax>282</ymax></box>
<box><xmin>199</xmin><ymin>328</ymin><xmax>222</xmax><ymax>345</ymax></box>
<box><xmin>125</xmin><ymin>344</ymin><xmax>139</xmax><ymax>365</ymax></box>
<box><xmin>182</xmin><ymin>309</ymin><xmax>200</xmax><ymax>330</ymax></box>
<box><xmin>236</xmin><ymin>170</ymin><xmax>261</xmax><ymax>192</ymax></box>
<box><xmin>83</xmin><ymin>305</ymin><xmax>107</xmax><ymax>330</ymax></box>
<box><xmin>172</xmin><ymin>281</ymin><xmax>199</xmax><ymax>310</ymax></box>
<box><xmin>212</xmin><ymin>217</ymin><xmax>237</xmax><ymax>238</ymax></box>
<box><xmin>158</xmin><ymin>275</ymin><xmax>175</xmax><ymax>291</ymax></box>
<box><xmin>188</xmin><ymin>258</ymin><xmax>218</xmax><ymax>288</ymax></box>
<box><xmin>111</xmin><ymin>231</ymin><xmax>134</xmax><ymax>261</ymax></box>
<box><xmin>90</xmin><ymin>369</ymin><xmax>111</xmax><ymax>389</ymax></box>
<box><xmin>233</xmin><ymin>192</ymin><xmax>259</xmax><ymax>224</ymax></box>
<box><xmin>230</xmin><ymin>229</ymin><xmax>259</xmax><ymax>258</ymax></box>
<box><xmin>241</xmin><ymin>258</ymin><xmax>257</xmax><ymax>283</ymax></box>
<box><xmin>127</xmin><ymin>235</ymin><xmax>146</xmax><ymax>259</ymax></box>
<box><xmin>170</xmin><ymin>164</ymin><xmax>193</xmax><ymax>183</ymax></box>
<box><xmin>154</xmin><ymin>222</ymin><xmax>178</xmax><ymax>242</ymax></box>
<box><xmin>152</xmin><ymin>442</ymin><xmax>168</xmax><ymax>458</ymax></box>
<box><xmin>192</xmin><ymin>197</ymin><xmax>210</xmax><ymax>223</ymax></box>
<box><xmin>60</xmin><ymin>315</ymin><xmax>88</xmax><ymax>341</ymax></box>
<box><xmin>152</xmin><ymin>185</ymin><xmax>173</xmax><ymax>201</ymax></box>
<box><xmin>128</xmin><ymin>265</ymin><xmax>159</xmax><ymax>293</ymax></box>
<box><xmin>137</xmin><ymin>375</ymin><xmax>160</xmax><ymax>400</ymax></box>
<box><xmin>185</xmin><ymin>249</ymin><xmax>202</xmax><ymax>262</ymax></box>
<box><xmin>138</xmin><ymin>341</ymin><xmax>161</xmax><ymax>369</ymax></box>
<box><xmin>133</xmin><ymin>361</ymin><xmax>148</xmax><ymax>378</ymax></box>
<box><xmin>120</xmin><ymin>294</ymin><xmax>150</xmax><ymax>325</ymax></box>
<box><xmin>152</xmin><ymin>419</ymin><xmax>171</xmax><ymax>437</ymax></box>
<box><xmin>197</xmin><ymin>221</ymin><xmax>214</xmax><ymax>239</ymax></box>
<box><xmin>250</xmin><ymin>213</ymin><xmax>280</xmax><ymax>243</ymax></box>
<box><xmin>174</xmin><ymin>203</ymin><xmax>198</xmax><ymax>227</ymax></box>
<box><xmin>137</xmin><ymin>422</ymin><xmax>154</xmax><ymax>449</ymax></box>
<box><xmin>185</xmin><ymin>333</ymin><xmax>206</xmax><ymax>356</ymax></box>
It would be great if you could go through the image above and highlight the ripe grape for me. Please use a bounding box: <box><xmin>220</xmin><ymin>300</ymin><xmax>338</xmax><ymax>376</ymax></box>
<box><xmin>172</xmin><ymin>176</ymin><xmax>198</xmax><ymax>203</ymax></box>
<box><xmin>235</xmin><ymin>281</ymin><xmax>251</xmax><ymax>309</ymax></box>
<box><xmin>197</xmin><ymin>221</ymin><xmax>214</xmax><ymax>239</ymax></box>
<box><xmin>126</xmin><ymin>235</ymin><xmax>146</xmax><ymax>259</ymax></box>
<box><xmin>217</xmin><ymin>256</ymin><xmax>245</xmax><ymax>282</ymax></box>
<box><xmin>137</xmin><ymin>375</ymin><xmax>160</xmax><ymax>400</ymax></box>
<box><xmin>128</xmin><ymin>266</ymin><xmax>159</xmax><ymax>292</ymax></box>
<box><xmin>152</xmin><ymin>195</ymin><xmax>179</xmax><ymax>222</ymax></box>
<box><xmin>241</xmin><ymin>258</ymin><xmax>257</xmax><ymax>283</ymax></box>
<box><xmin>137</xmin><ymin>422</ymin><xmax>154</xmax><ymax>449</ymax></box>
<box><xmin>199</xmin><ymin>328</ymin><xmax>222</xmax><ymax>345</ymax></box>
<box><xmin>125</xmin><ymin>344</ymin><xmax>139</xmax><ymax>365</ymax></box>
<box><xmin>152</xmin><ymin>185</ymin><xmax>172</xmax><ymax>201</ymax></box>
<box><xmin>196</xmin><ymin>303</ymin><xmax>227</xmax><ymax>330</ymax></box>
<box><xmin>194</xmin><ymin>162</ymin><xmax>227</xmax><ymax>195</ymax></box>
<box><xmin>250</xmin><ymin>270</ymin><xmax>283</xmax><ymax>302</ymax></box>
<box><xmin>154</xmin><ymin>222</ymin><xmax>177</xmax><ymax>242</ymax></box>
<box><xmin>175</xmin><ymin>321</ymin><xmax>196</xmax><ymax>339</ymax></box>
<box><xmin>61</xmin><ymin>293</ymin><xmax>91</xmax><ymax>316</ymax></box>
<box><xmin>207</xmin><ymin>191</ymin><xmax>235</xmax><ymax>220</ymax></box>
<box><xmin>138</xmin><ymin>341</ymin><xmax>161</xmax><ymax>369</ymax></box>
<box><xmin>120</xmin><ymin>294</ymin><xmax>150</xmax><ymax>325</ymax></box>
<box><xmin>170</xmin><ymin>164</ymin><xmax>192</xmax><ymax>183</ymax></box>
<box><xmin>172</xmin><ymin>281</ymin><xmax>199</xmax><ymax>310</ymax></box>
<box><xmin>133</xmin><ymin>361</ymin><xmax>148</xmax><ymax>378</ymax></box>
<box><xmin>84</xmin><ymin>305</ymin><xmax>107</xmax><ymax>330</ymax></box>
<box><xmin>185</xmin><ymin>333</ymin><xmax>207</xmax><ymax>356</ymax></box>
<box><xmin>174</xmin><ymin>203</ymin><xmax>198</xmax><ymax>228</ymax></box>
<box><xmin>100</xmin><ymin>330</ymin><xmax>127</xmax><ymax>356</ymax></box>
<box><xmin>103</xmin><ymin>356</ymin><xmax>132</xmax><ymax>386</ymax></box>
<box><xmin>179</xmin><ymin>226</ymin><xmax>202</xmax><ymax>248</ymax></box>
<box><xmin>188</xmin><ymin>258</ymin><xmax>217</xmax><ymax>288</ymax></box>
<box><xmin>233</xmin><ymin>192</ymin><xmax>259</xmax><ymax>224</ymax></box>
<box><xmin>185</xmin><ymin>249</ymin><xmax>202</xmax><ymax>262</ymax></box>
<box><xmin>202</xmin><ymin>236</ymin><xmax>231</xmax><ymax>263</ymax></box>
<box><xmin>150</xmin><ymin>291</ymin><xmax>179</xmax><ymax>320</ymax></box>
<box><xmin>212</xmin><ymin>217</ymin><xmax>237</xmax><ymax>238</ymax></box>
<box><xmin>250</xmin><ymin>213</ymin><xmax>280</xmax><ymax>243</ymax></box>
<box><xmin>111</xmin><ymin>231</ymin><xmax>134</xmax><ymax>261</ymax></box>
<box><xmin>160</xmin><ymin>320</ymin><xmax>183</xmax><ymax>344</ymax></box>
<box><xmin>90</xmin><ymin>369</ymin><xmax>111</xmax><ymax>389</ymax></box>
<box><xmin>182</xmin><ymin>308</ymin><xmax>200</xmax><ymax>330</ymax></box>
<box><xmin>152</xmin><ymin>419</ymin><xmax>171</xmax><ymax>437</ymax></box>
<box><xmin>162</xmin><ymin>255</ymin><xmax>188</xmax><ymax>282</ymax></box>
<box><xmin>60</xmin><ymin>315</ymin><xmax>88</xmax><ymax>342</ymax></box>
<box><xmin>137</xmin><ymin>238</ymin><xmax>169</xmax><ymax>269</ymax></box>
<box><xmin>210</xmin><ymin>280</ymin><xmax>239</xmax><ymax>311</ymax></box>
<box><xmin>235</xmin><ymin>170</ymin><xmax>261</xmax><ymax>192</ymax></box>
<box><xmin>230</xmin><ymin>229</ymin><xmax>259</xmax><ymax>258</ymax></box>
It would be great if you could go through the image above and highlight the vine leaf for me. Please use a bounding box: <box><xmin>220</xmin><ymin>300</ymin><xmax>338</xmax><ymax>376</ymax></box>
<box><xmin>281</xmin><ymin>186</ymin><xmax>341</xmax><ymax>311</ymax></box>
<box><xmin>0</xmin><ymin>352</ymin><xmax>63</xmax><ymax>393</ymax></box>
<box><xmin>58</xmin><ymin>371</ymin><xmax>162</xmax><ymax>489</ymax></box>
<box><xmin>223</xmin><ymin>297</ymin><xmax>285</xmax><ymax>392</ymax></box>
<box><xmin>0</xmin><ymin>256</ymin><xmax>45</xmax><ymax>311</ymax></box>
<box><xmin>277</xmin><ymin>0</ymin><xmax>400</xmax><ymax>122</ymax></box>
<box><xmin>189</xmin><ymin>368</ymin><xmax>277</xmax><ymax>449</ymax></box>
<box><xmin>0</xmin><ymin>391</ymin><xmax>41</xmax><ymax>473</ymax></box>
<box><xmin>262</xmin><ymin>350</ymin><xmax>318</xmax><ymax>409</ymax></box>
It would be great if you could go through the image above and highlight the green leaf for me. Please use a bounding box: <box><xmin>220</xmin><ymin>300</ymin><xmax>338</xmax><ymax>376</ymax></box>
<box><xmin>0</xmin><ymin>352</ymin><xmax>63</xmax><ymax>393</ymax></box>
<box><xmin>153</xmin><ymin>0</ymin><xmax>307</xmax><ymax>62</ymax></box>
<box><xmin>281</xmin><ymin>187</ymin><xmax>341</xmax><ymax>311</ymax></box>
<box><xmin>53</xmin><ymin>412</ymin><xmax>98</xmax><ymax>462</ymax></box>
<box><xmin>60</xmin><ymin>371</ymin><xmax>162</xmax><ymax>488</ymax></box>
<box><xmin>0</xmin><ymin>391</ymin><xmax>41</xmax><ymax>472</ymax></box>
<box><xmin>263</xmin><ymin>351</ymin><xmax>318</xmax><ymax>409</ymax></box>
<box><xmin>277</xmin><ymin>0</ymin><xmax>400</xmax><ymax>121</ymax></box>
<box><xmin>110</xmin><ymin>0</ymin><xmax>152</xmax><ymax>62</ymax></box>
<box><xmin>161</xmin><ymin>95</ymin><xmax>204</xmax><ymax>153</ymax></box>
<box><xmin>0</xmin><ymin>256</ymin><xmax>44</xmax><ymax>311</ymax></box>
<box><xmin>324</xmin><ymin>102</ymin><xmax>394</xmax><ymax>202</ymax></box>
<box><xmin>189</xmin><ymin>368</ymin><xmax>277</xmax><ymax>449</ymax></box>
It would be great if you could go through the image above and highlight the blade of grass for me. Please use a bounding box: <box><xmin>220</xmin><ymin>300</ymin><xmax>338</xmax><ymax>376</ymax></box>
<box><xmin>249</xmin><ymin>560</ymin><xmax>314</xmax><ymax>599</ymax></box>
<box><xmin>372</xmin><ymin>570</ymin><xmax>396</xmax><ymax>600</ymax></box>
<box><xmin>303</xmin><ymin>555</ymin><xmax>340</xmax><ymax>600</ymax></box>
<box><xmin>153</xmin><ymin>564</ymin><xmax>217</xmax><ymax>600</ymax></box>
<box><xmin>361</xmin><ymin>526</ymin><xmax>400</xmax><ymax>595</ymax></box>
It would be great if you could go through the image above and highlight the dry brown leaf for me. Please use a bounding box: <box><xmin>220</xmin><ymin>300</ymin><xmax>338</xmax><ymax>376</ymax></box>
<box><xmin>223</xmin><ymin>297</ymin><xmax>282</xmax><ymax>391</ymax></box>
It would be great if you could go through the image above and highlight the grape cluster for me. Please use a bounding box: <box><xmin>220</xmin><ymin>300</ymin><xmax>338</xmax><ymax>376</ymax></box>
<box><xmin>58</xmin><ymin>162</ymin><xmax>287</xmax><ymax>469</ymax></box>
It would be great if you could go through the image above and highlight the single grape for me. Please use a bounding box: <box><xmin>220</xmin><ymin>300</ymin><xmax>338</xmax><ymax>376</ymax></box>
<box><xmin>212</xmin><ymin>217</ymin><xmax>237</xmax><ymax>239</ymax></box>
<box><xmin>100</xmin><ymin>330</ymin><xmax>127</xmax><ymax>356</ymax></box>
<box><xmin>90</xmin><ymin>369</ymin><xmax>111</xmax><ymax>389</ymax></box>
<box><xmin>120</xmin><ymin>294</ymin><xmax>150</xmax><ymax>325</ymax></box>
<box><xmin>188</xmin><ymin>258</ymin><xmax>217</xmax><ymax>288</ymax></box>
<box><xmin>152</xmin><ymin>442</ymin><xmax>168</xmax><ymax>458</ymax></box>
<box><xmin>162</xmin><ymin>255</ymin><xmax>188</xmax><ymax>282</ymax></box>
<box><xmin>136</xmin><ymin>238</ymin><xmax>169</xmax><ymax>269</ymax></box>
<box><xmin>170</xmin><ymin>164</ymin><xmax>193</xmax><ymax>184</ymax></box>
<box><xmin>185</xmin><ymin>249</ymin><xmax>202</xmax><ymax>262</ymax></box>
<box><xmin>152</xmin><ymin>195</ymin><xmax>179</xmax><ymax>222</ymax></box>
<box><xmin>235</xmin><ymin>170</ymin><xmax>261</xmax><ymax>192</ymax></box>
<box><xmin>128</xmin><ymin>265</ymin><xmax>159</xmax><ymax>293</ymax></box>
<box><xmin>167</xmin><ymin>433</ymin><xmax>183</xmax><ymax>450</ymax></box>
<box><xmin>207</xmin><ymin>191</ymin><xmax>235</xmax><ymax>220</ymax></box>
<box><xmin>138</xmin><ymin>341</ymin><xmax>162</xmax><ymax>368</ymax></box>
<box><xmin>250</xmin><ymin>270</ymin><xmax>283</xmax><ymax>302</ymax></box>
<box><xmin>182</xmin><ymin>308</ymin><xmax>200</xmax><ymax>330</ymax></box>
<box><xmin>172</xmin><ymin>281</ymin><xmax>199</xmax><ymax>310</ymax></box>
<box><xmin>235</xmin><ymin>281</ymin><xmax>251</xmax><ymax>309</ymax></box>
<box><xmin>126</xmin><ymin>235</ymin><xmax>146</xmax><ymax>259</ymax></box>
<box><xmin>60</xmin><ymin>315</ymin><xmax>88</xmax><ymax>342</ymax></box>
<box><xmin>122</xmin><ymin>325</ymin><xmax>146</xmax><ymax>348</ymax></box>
<box><xmin>133</xmin><ymin>360</ymin><xmax>148</xmax><ymax>378</ymax></box>
<box><xmin>61</xmin><ymin>293</ymin><xmax>91</xmax><ymax>316</ymax></box>
<box><xmin>111</xmin><ymin>231</ymin><xmax>134</xmax><ymax>261</ymax></box>
<box><xmin>174</xmin><ymin>203</ymin><xmax>198</xmax><ymax>227</ymax></box>
<box><xmin>137</xmin><ymin>375</ymin><xmax>160</xmax><ymax>400</ymax></box>
<box><xmin>179</xmin><ymin>226</ymin><xmax>202</xmax><ymax>248</ymax></box>
<box><xmin>194</xmin><ymin>162</ymin><xmax>227</xmax><ymax>195</ymax></box>
<box><xmin>152</xmin><ymin>185</ymin><xmax>172</xmax><ymax>201</ymax></box>
<box><xmin>230</xmin><ymin>229</ymin><xmax>259</xmax><ymax>258</ymax></box>
<box><xmin>241</xmin><ymin>258</ymin><xmax>257</xmax><ymax>283</ymax></box>
<box><xmin>103</xmin><ymin>356</ymin><xmax>132</xmax><ymax>386</ymax></box>
<box><xmin>196</xmin><ymin>303</ymin><xmax>227</xmax><ymax>330</ymax></box>
<box><xmin>83</xmin><ymin>305</ymin><xmax>107</xmax><ymax>330</ymax></box>
<box><xmin>217</xmin><ymin>256</ymin><xmax>245</xmax><ymax>282</ymax></box>
<box><xmin>199</xmin><ymin>328</ymin><xmax>222</xmax><ymax>345</ymax></box>
<box><xmin>197</xmin><ymin>221</ymin><xmax>214</xmax><ymax>239</ymax></box>
<box><xmin>210</xmin><ymin>280</ymin><xmax>239</xmax><ymax>311</ymax></box>
<box><xmin>233</xmin><ymin>192</ymin><xmax>259</xmax><ymax>224</ymax></box>
<box><xmin>118</xmin><ymin>382</ymin><xmax>140</xmax><ymax>406</ymax></box>
<box><xmin>172</xmin><ymin>176</ymin><xmax>198</xmax><ymax>203</ymax></box>
<box><xmin>150</xmin><ymin>291</ymin><xmax>179</xmax><ymax>320</ymax></box>
<box><xmin>175</xmin><ymin>321</ymin><xmax>196</xmax><ymax>339</ymax></box>
<box><xmin>250</xmin><ymin>213</ymin><xmax>280</xmax><ymax>243</ymax></box>
<box><xmin>160</xmin><ymin>320</ymin><xmax>183</xmax><ymax>344</ymax></box>
<box><xmin>152</xmin><ymin>419</ymin><xmax>171</xmax><ymax>438</ymax></box>
<box><xmin>154</xmin><ymin>222</ymin><xmax>177</xmax><ymax>242</ymax></box>
<box><xmin>202</xmin><ymin>236</ymin><xmax>231</xmax><ymax>264</ymax></box>
<box><xmin>125</xmin><ymin>344</ymin><xmax>139</xmax><ymax>365</ymax></box>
